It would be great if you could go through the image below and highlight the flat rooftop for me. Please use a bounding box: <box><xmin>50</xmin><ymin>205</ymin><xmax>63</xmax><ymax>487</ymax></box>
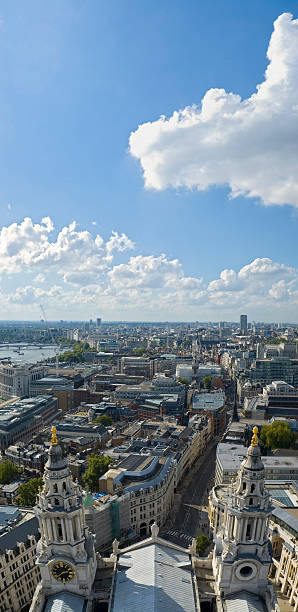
<box><xmin>117</xmin><ymin>454</ymin><xmax>154</xmax><ymax>472</ymax></box>
<box><xmin>217</xmin><ymin>443</ymin><xmax>298</xmax><ymax>471</ymax></box>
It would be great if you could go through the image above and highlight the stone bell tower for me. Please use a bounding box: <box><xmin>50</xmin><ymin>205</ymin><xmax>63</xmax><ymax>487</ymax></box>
<box><xmin>211</xmin><ymin>427</ymin><xmax>273</xmax><ymax>598</ymax></box>
<box><xmin>34</xmin><ymin>426</ymin><xmax>96</xmax><ymax>599</ymax></box>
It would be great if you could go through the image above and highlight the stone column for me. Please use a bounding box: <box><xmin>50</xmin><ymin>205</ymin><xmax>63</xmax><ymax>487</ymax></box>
<box><xmin>65</xmin><ymin>518</ymin><xmax>73</xmax><ymax>542</ymax></box>
<box><xmin>251</xmin><ymin>518</ymin><xmax>257</xmax><ymax>541</ymax></box>
<box><xmin>281</xmin><ymin>552</ymin><xmax>291</xmax><ymax>594</ymax></box>
<box><xmin>235</xmin><ymin>517</ymin><xmax>242</xmax><ymax>540</ymax></box>
<box><xmin>51</xmin><ymin>518</ymin><xmax>57</xmax><ymax>541</ymax></box>
<box><xmin>276</xmin><ymin>545</ymin><xmax>287</xmax><ymax>584</ymax></box>
<box><xmin>61</xmin><ymin>519</ymin><xmax>67</xmax><ymax>542</ymax></box>
<box><xmin>289</xmin><ymin>562</ymin><xmax>298</xmax><ymax>606</ymax></box>
<box><xmin>242</xmin><ymin>518</ymin><xmax>248</xmax><ymax>541</ymax></box>
<box><xmin>76</xmin><ymin>515</ymin><xmax>81</xmax><ymax>539</ymax></box>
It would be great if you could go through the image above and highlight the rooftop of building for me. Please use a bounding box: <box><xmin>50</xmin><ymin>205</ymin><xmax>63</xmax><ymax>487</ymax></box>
<box><xmin>111</xmin><ymin>540</ymin><xmax>196</xmax><ymax>612</ymax></box>
<box><xmin>31</xmin><ymin>376</ymin><xmax>74</xmax><ymax>388</ymax></box>
<box><xmin>101</xmin><ymin>454</ymin><xmax>173</xmax><ymax>493</ymax></box>
<box><xmin>192</xmin><ymin>390</ymin><xmax>225</xmax><ymax>412</ymax></box>
<box><xmin>43</xmin><ymin>592</ymin><xmax>86</xmax><ymax>612</ymax></box>
<box><xmin>271</xmin><ymin>506</ymin><xmax>298</xmax><ymax>537</ymax></box>
<box><xmin>117</xmin><ymin>454</ymin><xmax>154</xmax><ymax>472</ymax></box>
<box><xmin>217</xmin><ymin>443</ymin><xmax>298</xmax><ymax>471</ymax></box>
<box><xmin>0</xmin><ymin>506</ymin><xmax>39</xmax><ymax>554</ymax></box>
<box><xmin>0</xmin><ymin>395</ymin><xmax>56</xmax><ymax>431</ymax></box>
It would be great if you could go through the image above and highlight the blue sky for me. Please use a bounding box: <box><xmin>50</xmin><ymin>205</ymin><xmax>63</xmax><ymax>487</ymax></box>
<box><xmin>0</xmin><ymin>0</ymin><xmax>298</xmax><ymax>321</ymax></box>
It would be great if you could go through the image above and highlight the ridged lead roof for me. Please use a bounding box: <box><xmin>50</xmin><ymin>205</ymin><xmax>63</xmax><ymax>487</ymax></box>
<box><xmin>111</xmin><ymin>542</ymin><xmax>197</xmax><ymax>612</ymax></box>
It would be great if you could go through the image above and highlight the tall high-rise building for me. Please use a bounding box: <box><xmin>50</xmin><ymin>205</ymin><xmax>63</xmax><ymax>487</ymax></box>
<box><xmin>96</xmin><ymin>317</ymin><xmax>101</xmax><ymax>327</ymax></box>
<box><xmin>240</xmin><ymin>314</ymin><xmax>248</xmax><ymax>334</ymax></box>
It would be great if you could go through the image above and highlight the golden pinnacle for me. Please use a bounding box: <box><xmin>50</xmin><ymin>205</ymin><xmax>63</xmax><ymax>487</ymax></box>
<box><xmin>51</xmin><ymin>425</ymin><xmax>58</xmax><ymax>446</ymax></box>
<box><xmin>251</xmin><ymin>426</ymin><xmax>259</xmax><ymax>447</ymax></box>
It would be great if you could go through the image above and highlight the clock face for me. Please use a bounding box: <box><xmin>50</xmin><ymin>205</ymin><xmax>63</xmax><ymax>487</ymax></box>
<box><xmin>51</xmin><ymin>561</ymin><xmax>74</xmax><ymax>583</ymax></box>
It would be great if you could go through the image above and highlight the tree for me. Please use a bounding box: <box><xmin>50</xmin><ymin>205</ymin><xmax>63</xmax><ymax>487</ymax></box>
<box><xmin>201</xmin><ymin>375</ymin><xmax>212</xmax><ymax>390</ymax></box>
<box><xmin>15</xmin><ymin>477</ymin><xmax>43</xmax><ymax>506</ymax></box>
<box><xmin>196</xmin><ymin>534</ymin><xmax>211</xmax><ymax>556</ymax></box>
<box><xmin>178</xmin><ymin>377</ymin><xmax>190</xmax><ymax>386</ymax></box>
<box><xmin>83</xmin><ymin>455</ymin><xmax>112</xmax><ymax>492</ymax></box>
<box><xmin>132</xmin><ymin>347</ymin><xmax>147</xmax><ymax>356</ymax></box>
<box><xmin>0</xmin><ymin>460</ymin><xmax>22</xmax><ymax>484</ymax></box>
<box><xmin>260</xmin><ymin>421</ymin><xmax>296</xmax><ymax>450</ymax></box>
<box><xmin>93</xmin><ymin>415</ymin><xmax>113</xmax><ymax>427</ymax></box>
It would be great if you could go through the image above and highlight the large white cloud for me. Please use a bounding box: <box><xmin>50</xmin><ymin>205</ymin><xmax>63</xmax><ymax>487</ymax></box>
<box><xmin>107</xmin><ymin>254</ymin><xmax>202</xmax><ymax>290</ymax></box>
<box><xmin>129</xmin><ymin>12</ymin><xmax>298</xmax><ymax>207</ymax></box>
<box><xmin>0</xmin><ymin>217</ymin><xmax>298</xmax><ymax>319</ymax></box>
<box><xmin>0</xmin><ymin>217</ymin><xmax>134</xmax><ymax>285</ymax></box>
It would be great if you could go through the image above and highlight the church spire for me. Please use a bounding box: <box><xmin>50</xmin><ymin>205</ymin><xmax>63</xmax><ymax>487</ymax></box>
<box><xmin>210</xmin><ymin>423</ymin><xmax>273</xmax><ymax>598</ymax></box>
<box><xmin>33</xmin><ymin>426</ymin><xmax>96</xmax><ymax>601</ymax></box>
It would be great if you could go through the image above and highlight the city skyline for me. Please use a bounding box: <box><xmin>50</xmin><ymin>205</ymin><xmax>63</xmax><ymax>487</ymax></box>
<box><xmin>0</xmin><ymin>2</ymin><xmax>298</xmax><ymax>321</ymax></box>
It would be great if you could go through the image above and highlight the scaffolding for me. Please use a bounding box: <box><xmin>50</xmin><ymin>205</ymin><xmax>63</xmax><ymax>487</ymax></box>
<box><xmin>110</xmin><ymin>499</ymin><xmax>121</xmax><ymax>540</ymax></box>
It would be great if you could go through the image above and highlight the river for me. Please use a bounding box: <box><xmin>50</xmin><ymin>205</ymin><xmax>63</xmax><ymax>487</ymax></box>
<box><xmin>0</xmin><ymin>344</ymin><xmax>64</xmax><ymax>364</ymax></box>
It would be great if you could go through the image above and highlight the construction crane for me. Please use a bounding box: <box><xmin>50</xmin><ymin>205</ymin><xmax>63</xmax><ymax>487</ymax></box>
<box><xmin>40</xmin><ymin>304</ymin><xmax>60</xmax><ymax>372</ymax></box>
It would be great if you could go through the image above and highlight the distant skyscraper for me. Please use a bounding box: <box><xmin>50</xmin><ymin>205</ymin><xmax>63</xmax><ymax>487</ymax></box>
<box><xmin>96</xmin><ymin>317</ymin><xmax>101</xmax><ymax>327</ymax></box>
<box><xmin>240</xmin><ymin>314</ymin><xmax>248</xmax><ymax>334</ymax></box>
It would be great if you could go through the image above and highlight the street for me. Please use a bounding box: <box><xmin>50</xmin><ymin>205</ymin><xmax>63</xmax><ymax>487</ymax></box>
<box><xmin>161</xmin><ymin>442</ymin><xmax>217</xmax><ymax>548</ymax></box>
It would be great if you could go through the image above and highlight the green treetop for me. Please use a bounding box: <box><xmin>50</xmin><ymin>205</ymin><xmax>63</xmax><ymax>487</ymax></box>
<box><xmin>201</xmin><ymin>375</ymin><xmax>212</xmax><ymax>390</ymax></box>
<box><xmin>82</xmin><ymin>454</ymin><xmax>112</xmax><ymax>492</ymax></box>
<box><xmin>196</xmin><ymin>534</ymin><xmax>211</xmax><ymax>555</ymax></box>
<box><xmin>260</xmin><ymin>420</ymin><xmax>296</xmax><ymax>450</ymax></box>
<box><xmin>0</xmin><ymin>460</ymin><xmax>22</xmax><ymax>485</ymax></box>
<box><xmin>15</xmin><ymin>477</ymin><xmax>43</xmax><ymax>507</ymax></box>
<box><xmin>93</xmin><ymin>415</ymin><xmax>113</xmax><ymax>427</ymax></box>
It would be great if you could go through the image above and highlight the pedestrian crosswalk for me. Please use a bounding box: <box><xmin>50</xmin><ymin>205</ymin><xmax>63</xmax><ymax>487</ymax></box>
<box><xmin>165</xmin><ymin>530</ymin><xmax>193</xmax><ymax>543</ymax></box>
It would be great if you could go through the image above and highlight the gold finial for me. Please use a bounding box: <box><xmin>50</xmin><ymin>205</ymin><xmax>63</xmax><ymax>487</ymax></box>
<box><xmin>51</xmin><ymin>425</ymin><xmax>58</xmax><ymax>446</ymax></box>
<box><xmin>251</xmin><ymin>426</ymin><xmax>259</xmax><ymax>447</ymax></box>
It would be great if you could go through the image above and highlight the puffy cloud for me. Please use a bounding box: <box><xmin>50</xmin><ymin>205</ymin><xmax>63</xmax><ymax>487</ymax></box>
<box><xmin>207</xmin><ymin>258</ymin><xmax>298</xmax><ymax>308</ymax></box>
<box><xmin>129</xmin><ymin>13</ymin><xmax>298</xmax><ymax>207</ymax></box>
<box><xmin>107</xmin><ymin>254</ymin><xmax>202</xmax><ymax>291</ymax></box>
<box><xmin>1</xmin><ymin>217</ymin><xmax>298</xmax><ymax>319</ymax></box>
<box><xmin>0</xmin><ymin>217</ymin><xmax>134</xmax><ymax>285</ymax></box>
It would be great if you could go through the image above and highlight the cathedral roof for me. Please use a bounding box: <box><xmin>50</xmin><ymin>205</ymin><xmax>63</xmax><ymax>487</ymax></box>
<box><xmin>43</xmin><ymin>592</ymin><xmax>86</xmax><ymax>612</ymax></box>
<box><xmin>224</xmin><ymin>590</ymin><xmax>265</xmax><ymax>612</ymax></box>
<box><xmin>111</xmin><ymin>542</ymin><xmax>197</xmax><ymax>612</ymax></box>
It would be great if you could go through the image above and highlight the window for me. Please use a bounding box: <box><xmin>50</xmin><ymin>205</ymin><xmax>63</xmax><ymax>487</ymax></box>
<box><xmin>57</xmin><ymin>521</ymin><xmax>63</xmax><ymax>540</ymax></box>
<box><xmin>239</xmin><ymin>565</ymin><xmax>253</xmax><ymax>578</ymax></box>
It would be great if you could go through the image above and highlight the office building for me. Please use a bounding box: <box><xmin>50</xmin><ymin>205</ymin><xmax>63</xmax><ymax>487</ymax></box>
<box><xmin>191</xmin><ymin>390</ymin><xmax>227</xmax><ymax>436</ymax></box>
<box><xmin>269</xmin><ymin>506</ymin><xmax>298</xmax><ymax>609</ymax></box>
<box><xmin>0</xmin><ymin>506</ymin><xmax>40</xmax><ymax>612</ymax></box>
<box><xmin>0</xmin><ymin>362</ymin><xmax>47</xmax><ymax>399</ymax></box>
<box><xmin>98</xmin><ymin>454</ymin><xmax>175</xmax><ymax>538</ymax></box>
<box><xmin>215</xmin><ymin>442</ymin><xmax>298</xmax><ymax>485</ymax></box>
<box><xmin>240</xmin><ymin>314</ymin><xmax>248</xmax><ymax>334</ymax></box>
<box><xmin>0</xmin><ymin>395</ymin><xmax>58</xmax><ymax>451</ymax></box>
